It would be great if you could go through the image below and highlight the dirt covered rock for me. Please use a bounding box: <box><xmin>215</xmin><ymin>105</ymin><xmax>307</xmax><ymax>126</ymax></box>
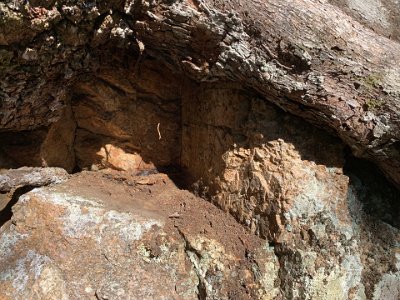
<box><xmin>0</xmin><ymin>169</ymin><xmax>399</xmax><ymax>299</ymax></box>
<box><xmin>0</xmin><ymin>171</ymin><xmax>279</xmax><ymax>300</ymax></box>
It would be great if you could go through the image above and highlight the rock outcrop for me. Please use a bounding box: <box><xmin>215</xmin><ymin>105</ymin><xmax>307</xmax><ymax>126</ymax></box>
<box><xmin>0</xmin><ymin>171</ymin><xmax>279</xmax><ymax>299</ymax></box>
<box><xmin>0</xmin><ymin>167</ymin><xmax>69</xmax><ymax>227</ymax></box>
<box><xmin>0</xmin><ymin>169</ymin><xmax>399</xmax><ymax>299</ymax></box>
<box><xmin>0</xmin><ymin>0</ymin><xmax>400</xmax><ymax>299</ymax></box>
<box><xmin>0</xmin><ymin>0</ymin><xmax>399</xmax><ymax>187</ymax></box>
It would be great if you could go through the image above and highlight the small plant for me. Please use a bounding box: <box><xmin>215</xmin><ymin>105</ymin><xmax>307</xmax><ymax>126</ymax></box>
<box><xmin>365</xmin><ymin>98</ymin><xmax>385</xmax><ymax>111</ymax></box>
<box><xmin>363</xmin><ymin>74</ymin><xmax>383</xmax><ymax>89</ymax></box>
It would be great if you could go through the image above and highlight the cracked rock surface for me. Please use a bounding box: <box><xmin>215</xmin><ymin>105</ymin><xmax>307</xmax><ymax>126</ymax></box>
<box><xmin>1</xmin><ymin>0</ymin><xmax>400</xmax><ymax>299</ymax></box>
<box><xmin>0</xmin><ymin>0</ymin><xmax>399</xmax><ymax>187</ymax></box>
<box><xmin>0</xmin><ymin>168</ymin><xmax>399</xmax><ymax>299</ymax></box>
<box><xmin>0</xmin><ymin>171</ymin><xmax>279</xmax><ymax>300</ymax></box>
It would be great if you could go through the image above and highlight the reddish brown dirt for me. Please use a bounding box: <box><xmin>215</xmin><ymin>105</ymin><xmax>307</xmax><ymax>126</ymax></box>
<box><xmin>60</xmin><ymin>170</ymin><xmax>265</xmax><ymax>262</ymax></box>
<box><xmin>54</xmin><ymin>170</ymin><xmax>270</xmax><ymax>298</ymax></box>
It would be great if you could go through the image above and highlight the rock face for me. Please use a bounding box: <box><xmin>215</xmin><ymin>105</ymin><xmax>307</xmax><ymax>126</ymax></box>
<box><xmin>0</xmin><ymin>167</ymin><xmax>68</xmax><ymax>193</ymax></box>
<box><xmin>0</xmin><ymin>172</ymin><xmax>279</xmax><ymax>299</ymax></box>
<box><xmin>0</xmin><ymin>26</ymin><xmax>398</xmax><ymax>300</ymax></box>
<box><xmin>72</xmin><ymin>60</ymin><xmax>182</xmax><ymax>172</ymax></box>
<box><xmin>0</xmin><ymin>169</ymin><xmax>399</xmax><ymax>299</ymax></box>
<box><xmin>0</xmin><ymin>0</ymin><xmax>400</xmax><ymax>187</ymax></box>
<box><xmin>0</xmin><ymin>85</ymin><xmax>399</xmax><ymax>299</ymax></box>
<box><xmin>329</xmin><ymin>0</ymin><xmax>400</xmax><ymax>41</ymax></box>
<box><xmin>182</xmin><ymin>84</ymin><xmax>400</xmax><ymax>299</ymax></box>
<box><xmin>0</xmin><ymin>0</ymin><xmax>400</xmax><ymax>299</ymax></box>
<box><xmin>0</xmin><ymin>167</ymin><xmax>69</xmax><ymax>226</ymax></box>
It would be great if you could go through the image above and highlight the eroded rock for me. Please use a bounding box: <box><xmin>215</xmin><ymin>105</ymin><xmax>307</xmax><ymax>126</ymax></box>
<box><xmin>0</xmin><ymin>167</ymin><xmax>399</xmax><ymax>299</ymax></box>
<box><xmin>0</xmin><ymin>1</ymin><xmax>399</xmax><ymax>298</ymax></box>
<box><xmin>0</xmin><ymin>167</ymin><xmax>69</xmax><ymax>228</ymax></box>
<box><xmin>0</xmin><ymin>0</ymin><xmax>399</xmax><ymax>188</ymax></box>
<box><xmin>181</xmin><ymin>83</ymin><xmax>400</xmax><ymax>299</ymax></box>
<box><xmin>0</xmin><ymin>171</ymin><xmax>278</xmax><ymax>299</ymax></box>
<box><xmin>0</xmin><ymin>167</ymin><xmax>68</xmax><ymax>193</ymax></box>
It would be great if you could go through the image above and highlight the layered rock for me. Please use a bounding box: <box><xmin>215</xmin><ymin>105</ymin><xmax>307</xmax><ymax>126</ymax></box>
<box><xmin>1</xmin><ymin>0</ymin><xmax>400</xmax><ymax>187</ymax></box>
<box><xmin>72</xmin><ymin>60</ymin><xmax>182</xmax><ymax>172</ymax></box>
<box><xmin>0</xmin><ymin>167</ymin><xmax>69</xmax><ymax>226</ymax></box>
<box><xmin>181</xmin><ymin>83</ymin><xmax>400</xmax><ymax>299</ymax></box>
<box><xmin>0</xmin><ymin>53</ymin><xmax>399</xmax><ymax>299</ymax></box>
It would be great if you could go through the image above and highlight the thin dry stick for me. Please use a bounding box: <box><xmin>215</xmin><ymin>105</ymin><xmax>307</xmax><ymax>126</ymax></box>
<box><xmin>157</xmin><ymin>123</ymin><xmax>161</xmax><ymax>140</ymax></box>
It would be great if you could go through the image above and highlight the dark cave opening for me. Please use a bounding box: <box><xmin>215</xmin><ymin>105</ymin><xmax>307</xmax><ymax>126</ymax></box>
<box><xmin>344</xmin><ymin>148</ymin><xmax>400</xmax><ymax>229</ymax></box>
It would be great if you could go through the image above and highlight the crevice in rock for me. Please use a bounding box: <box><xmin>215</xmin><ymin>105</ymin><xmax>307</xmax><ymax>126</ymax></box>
<box><xmin>344</xmin><ymin>148</ymin><xmax>400</xmax><ymax>297</ymax></box>
<box><xmin>0</xmin><ymin>1</ymin><xmax>400</xmax><ymax>298</ymax></box>
<box><xmin>1</xmin><ymin>50</ymin><xmax>398</xmax><ymax>239</ymax></box>
<box><xmin>176</xmin><ymin>227</ymin><xmax>207</xmax><ymax>300</ymax></box>
<box><xmin>0</xmin><ymin>185</ymin><xmax>35</xmax><ymax>227</ymax></box>
<box><xmin>0</xmin><ymin>47</ymin><xmax>399</xmax><ymax>299</ymax></box>
<box><xmin>0</xmin><ymin>128</ymin><xmax>48</xmax><ymax>169</ymax></box>
<box><xmin>344</xmin><ymin>148</ymin><xmax>400</xmax><ymax>229</ymax></box>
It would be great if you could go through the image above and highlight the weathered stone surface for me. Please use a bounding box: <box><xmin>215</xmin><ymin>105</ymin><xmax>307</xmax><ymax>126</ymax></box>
<box><xmin>0</xmin><ymin>0</ymin><xmax>399</xmax><ymax>187</ymax></box>
<box><xmin>0</xmin><ymin>167</ymin><xmax>68</xmax><ymax>224</ymax></box>
<box><xmin>0</xmin><ymin>171</ymin><xmax>279</xmax><ymax>299</ymax></box>
<box><xmin>0</xmin><ymin>0</ymin><xmax>399</xmax><ymax>299</ymax></box>
<box><xmin>0</xmin><ymin>109</ymin><xmax>76</xmax><ymax>173</ymax></box>
<box><xmin>72</xmin><ymin>61</ymin><xmax>182</xmax><ymax>172</ymax></box>
<box><xmin>329</xmin><ymin>0</ymin><xmax>400</xmax><ymax>41</ymax></box>
<box><xmin>39</xmin><ymin>106</ymin><xmax>76</xmax><ymax>173</ymax></box>
<box><xmin>181</xmin><ymin>83</ymin><xmax>400</xmax><ymax>299</ymax></box>
<box><xmin>0</xmin><ymin>167</ymin><xmax>68</xmax><ymax>193</ymax></box>
<box><xmin>0</xmin><ymin>58</ymin><xmax>398</xmax><ymax>299</ymax></box>
<box><xmin>0</xmin><ymin>167</ymin><xmax>399</xmax><ymax>299</ymax></box>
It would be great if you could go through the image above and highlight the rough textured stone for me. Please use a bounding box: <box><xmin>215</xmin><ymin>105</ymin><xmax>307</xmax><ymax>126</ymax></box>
<box><xmin>0</xmin><ymin>167</ymin><xmax>69</xmax><ymax>226</ymax></box>
<box><xmin>329</xmin><ymin>0</ymin><xmax>400</xmax><ymax>41</ymax></box>
<box><xmin>71</xmin><ymin>61</ymin><xmax>182</xmax><ymax>172</ymax></box>
<box><xmin>0</xmin><ymin>1</ymin><xmax>399</xmax><ymax>299</ymax></box>
<box><xmin>181</xmin><ymin>83</ymin><xmax>400</xmax><ymax>299</ymax></box>
<box><xmin>0</xmin><ymin>56</ymin><xmax>398</xmax><ymax>300</ymax></box>
<box><xmin>0</xmin><ymin>166</ymin><xmax>399</xmax><ymax>299</ymax></box>
<box><xmin>0</xmin><ymin>171</ymin><xmax>279</xmax><ymax>300</ymax></box>
<box><xmin>0</xmin><ymin>0</ymin><xmax>399</xmax><ymax>187</ymax></box>
<box><xmin>0</xmin><ymin>167</ymin><xmax>68</xmax><ymax>193</ymax></box>
<box><xmin>0</xmin><ymin>109</ymin><xmax>75</xmax><ymax>173</ymax></box>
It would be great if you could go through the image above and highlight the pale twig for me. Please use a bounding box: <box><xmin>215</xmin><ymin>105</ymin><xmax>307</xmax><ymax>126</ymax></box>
<box><xmin>157</xmin><ymin>123</ymin><xmax>162</xmax><ymax>140</ymax></box>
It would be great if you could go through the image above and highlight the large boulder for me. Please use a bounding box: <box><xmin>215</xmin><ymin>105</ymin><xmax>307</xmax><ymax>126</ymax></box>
<box><xmin>0</xmin><ymin>169</ymin><xmax>399</xmax><ymax>299</ymax></box>
<box><xmin>0</xmin><ymin>171</ymin><xmax>279</xmax><ymax>299</ymax></box>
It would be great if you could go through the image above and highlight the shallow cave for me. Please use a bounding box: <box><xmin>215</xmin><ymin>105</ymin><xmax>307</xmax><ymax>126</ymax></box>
<box><xmin>1</xmin><ymin>0</ymin><xmax>400</xmax><ymax>297</ymax></box>
<box><xmin>0</xmin><ymin>52</ymin><xmax>398</xmax><ymax>238</ymax></box>
<box><xmin>1</xmin><ymin>48</ymin><xmax>400</xmax><ymax>300</ymax></box>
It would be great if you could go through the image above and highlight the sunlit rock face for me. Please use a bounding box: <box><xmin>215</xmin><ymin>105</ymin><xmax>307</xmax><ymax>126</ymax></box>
<box><xmin>0</xmin><ymin>171</ymin><xmax>280</xmax><ymax>300</ymax></box>
<box><xmin>0</xmin><ymin>1</ymin><xmax>399</xmax><ymax>298</ymax></box>
<box><xmin>329</xmin><ymin>0</ymin><xmax>400</xmax><ymax>41</ymax></box>
<box><xmin>180</xmin><ymin>83</ymin><xmax>400</xmax><ymax>299</ymax></box>
<box><xmin>1</xmin><ymin>76</ymin><xmax>399</xmax><ymax>299</ymax></box>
